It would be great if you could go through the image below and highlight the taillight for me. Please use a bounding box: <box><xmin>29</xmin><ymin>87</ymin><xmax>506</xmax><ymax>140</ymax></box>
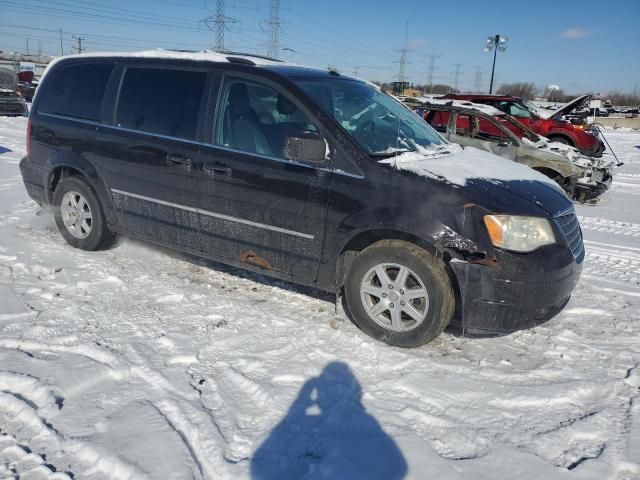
<box><xmin>26</xmin><ymin>118</ymin><xmax>32</xmax><ymax>156</ymax></box>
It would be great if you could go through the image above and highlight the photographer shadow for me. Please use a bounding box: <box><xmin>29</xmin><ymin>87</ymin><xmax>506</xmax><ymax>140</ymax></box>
<box><xmin>251</xmin><ymin>361</ymin><xmax>407</xmax><ymax>480</ymax></box>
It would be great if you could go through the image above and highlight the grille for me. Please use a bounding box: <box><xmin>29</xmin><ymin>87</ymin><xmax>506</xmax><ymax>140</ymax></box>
<box><xmin>554</xmin><ymin>210</ymin><xmax>584</xmax><ymax>260</ymax></box>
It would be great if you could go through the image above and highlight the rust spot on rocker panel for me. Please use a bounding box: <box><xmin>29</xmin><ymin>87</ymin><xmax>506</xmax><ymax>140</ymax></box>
<box><xmin>239</xmin><ymin>250</ymin><xmax>273</xmax><ymax>270</ymax></box>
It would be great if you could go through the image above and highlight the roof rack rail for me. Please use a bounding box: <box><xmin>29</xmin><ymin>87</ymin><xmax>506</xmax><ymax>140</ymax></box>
<box><xmin>226</xmin><ymin>56</ymin><xmax>256</xmax><ymax>65</ymax></box>
<box><xmin>214</xmin><ymin>50</ymin><xmax>284</xmax><ymax>63</ymax></box>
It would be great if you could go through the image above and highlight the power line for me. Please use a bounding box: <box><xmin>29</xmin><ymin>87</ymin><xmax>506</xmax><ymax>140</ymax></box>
<box><xmin>72</xmin><ymin>35</ymin><xmax>84</xmax><ymax>53</ymax></box>
<box><xmin>472</xmin><ymin>66</ymin><xmax>484</xmax><ymax>93</ymax></box>
<box><xmin>395</xmin><ymin>20</ymin><xmax>410</xmax><ymax>84</ymax></box>
<box><xmin>452</xmin><ymin>63</ymin><xmax>463</xmax><ymax>91</ymax></box>
<box><xmin>266</xmin><ymin>0</ymin><xmax>281</xmax><ymax>59</ymax></box>
<box><xmin>425</xmin><ymin>53</ymin><xmax>441</xmax><ymax>92</ymax></box>
<box><xmin>202</xmin><ymin>0</ymin><xmax>239</xmax><ymax>51</ymax></box>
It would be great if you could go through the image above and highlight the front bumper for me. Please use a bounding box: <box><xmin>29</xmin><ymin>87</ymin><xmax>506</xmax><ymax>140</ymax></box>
<box><xmin>450</xmin><ymin>244</ymin><xmax>582</xmax><ymax>334</ymax></box>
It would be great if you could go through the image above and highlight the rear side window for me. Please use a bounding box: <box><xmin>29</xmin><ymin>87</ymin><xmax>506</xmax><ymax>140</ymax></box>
<box><xmin>115</xmin><ymin>67</ymin><xmax>207</xmax><ymax>140</ymax></box>
<box><xmin>38</xmin><ymin>63</ymin><xmax>113</xmax><ymax>121</ymax></box>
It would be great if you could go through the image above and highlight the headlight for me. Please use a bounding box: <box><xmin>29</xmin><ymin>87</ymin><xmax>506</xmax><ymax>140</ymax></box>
<box><xmin>483</xmin><ymin>215</ymin><xmax>556</xmax><ymax>252</ymax></box>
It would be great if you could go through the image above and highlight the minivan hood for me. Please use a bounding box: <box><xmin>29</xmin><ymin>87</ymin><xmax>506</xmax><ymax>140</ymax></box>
<box><xmin>380</xmin><ymin>146</ymin><xmax>571</xmax><ymax>215</ymax></box>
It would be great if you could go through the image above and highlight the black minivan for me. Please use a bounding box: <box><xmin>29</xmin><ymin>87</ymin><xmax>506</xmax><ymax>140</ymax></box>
<box><xmin>19</xmin><ymin>50</ymin><xmax>584</xmax><ymax>347</ymax></box>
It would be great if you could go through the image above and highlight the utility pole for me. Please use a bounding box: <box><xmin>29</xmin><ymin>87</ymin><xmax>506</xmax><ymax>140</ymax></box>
<box><xmin>266</xmin><ymin>0</ymin><xmax>282</xmax><ymax>59</ymax></box>
<box><xmin>37</xmin><ymin>41</ymin><xmax>42</xmax><ymax>58</ymax></box>
<box><xmin>352</xmin><ymin>66</ymin><xmax>360</xmax><ymax>77</ymax></box>
<box><xmin>72</xmin><ymin>35</ymin><xmax>85</xmax><ymax>54</ymax></box>
<box><xmin>472</xmin><ymin>66</ymin><xmax>483</xmax><ymax>93</ymax></box>
<box><xmin>203</xmin><ymin>0</ymin><xmax>239</xmax><ymax>52</ymax></box>
<box><xmin>25</xmin><ymin>38</ymin><xmax>30</xmax><ymax>56</ymax></box>
<box><xmin>393</xmin><ymin>20</ymin><xmax>410</xmax><ymax>95</ymax></box>
<box><xmin>452</xmin><ymin>64</ymin><xmax>463</xmax><ymax>92</ymax></box>
<box><xmin>59</xmin><ymin>28</ymin><xmax>64</xmax><ymax>56</ymax></box>
<box><xmin>425</xmin><ymin>53</ymin><xmax>440</xmax><ymax>93</ymax></box>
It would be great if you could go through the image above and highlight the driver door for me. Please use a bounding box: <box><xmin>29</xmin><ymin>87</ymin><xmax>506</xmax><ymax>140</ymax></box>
<box><xmin>197</xmin><ymin>73</ymin><xmax>332</xmax><ymax>281</ymax></box>
<box><xmin>449</xmin><ymin>113</ymin><xmax>517</xmax><ymax>161</ymax></box>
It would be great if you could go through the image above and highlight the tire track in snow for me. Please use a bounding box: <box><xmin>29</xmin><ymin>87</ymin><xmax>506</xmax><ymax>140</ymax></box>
<box><xmin>0</xmin><ymin>391</ymin><xmax>148</xmax><ymax>480</ymax></box>
<box><xmin>0</xmin><ymin>432</ymin><xmax>72</xmax><ymax>480</ymax></box>
<box><xmin>578</xmin><ymin>217</ymin><xmax>640</xmax><ymax>237</ymax></box>
<box><xmin>582</xmin><ymin>244</ymin><xmax>640</xmax><ymax>289</ymax></box>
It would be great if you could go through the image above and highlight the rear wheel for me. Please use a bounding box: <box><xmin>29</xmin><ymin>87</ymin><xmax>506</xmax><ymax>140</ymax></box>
<box><xmin>53</xmin><ymin>176</ymin><xmax>116</xmax><ymax>250</ymax></box>
<box><xmin>344</xmin><ymin>240</ymin><xmax>454</xmax><ymax>347</ymax></box>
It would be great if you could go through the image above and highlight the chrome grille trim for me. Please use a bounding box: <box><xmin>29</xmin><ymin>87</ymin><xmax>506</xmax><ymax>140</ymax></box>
<box><xmin>553</xmin><ymin>210</ymin><xmax>584</xmax><ymax>260</ymax></box>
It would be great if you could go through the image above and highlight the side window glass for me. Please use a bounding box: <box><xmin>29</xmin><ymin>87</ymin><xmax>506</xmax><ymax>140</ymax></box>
<box><xmin>39</xmin><ymin>63</ymin><xmax>113</xmax><ymax>121</ymax></box>
<box><xmin>116</xmin><ymin>67</ymin><xmax>207</xmax><ymax>140</ymax></box>
<box><xmin>509</xmin><ymin>103</ymin><xmax>532</xmax><ymax>119</ymax></box>
<box><xmin>216</xmin><ymin>78</ymin><xmax>319</xmax><ymax>160</ymax></box>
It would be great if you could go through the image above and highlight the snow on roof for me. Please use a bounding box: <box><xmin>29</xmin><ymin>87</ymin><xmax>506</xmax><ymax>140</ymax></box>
<box><xmin>48</xmin><ymin>48</ymin><xmax>233</xmax><ymax>64</ymax></box>
<box><xmin>414</xmin><ymin>97</ymin><xmax>505</xmax><ymax>117</ymax></box>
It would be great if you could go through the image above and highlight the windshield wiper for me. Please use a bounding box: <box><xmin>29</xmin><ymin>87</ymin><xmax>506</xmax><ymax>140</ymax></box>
<box><xmin>369</xmin><ymin>149</ymin><xmax>409</xmax><ymax>158</ymax></box>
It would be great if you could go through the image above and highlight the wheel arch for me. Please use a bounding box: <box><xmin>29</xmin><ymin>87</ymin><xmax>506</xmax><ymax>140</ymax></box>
<box><xmin>334</xmin><ymin>228</ymin><xmax>440</xmax><ymax>289</ymax></box>
<box><xmin>45</xmin><ymin>152</ymin><xmax>116</xmax><ymax>224</ymax></box>
<box><xmin>546</xmin><ymin>133</ymin><xmax>575</xmax><ymax>146</ymax></box>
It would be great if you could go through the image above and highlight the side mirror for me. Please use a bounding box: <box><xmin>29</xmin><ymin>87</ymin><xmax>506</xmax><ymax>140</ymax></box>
<box><xmin>283</xmin><ymin>133</ymin><xmax>327</xmax><ymax>164</ymax></box>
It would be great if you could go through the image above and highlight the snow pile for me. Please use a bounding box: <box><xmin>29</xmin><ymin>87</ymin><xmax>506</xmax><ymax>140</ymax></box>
<box><xmin>0</xmin><ymin>116</ymin><xmax>639</xmax><ymax>479</ymax></box>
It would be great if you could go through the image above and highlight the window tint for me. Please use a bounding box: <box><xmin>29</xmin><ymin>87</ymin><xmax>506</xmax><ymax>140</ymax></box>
<box><xmin>216</xmin><ymin>77</ymin><xmax>318</xmax><ymax>159</ymax></box>
<box><xmin>39</xmin><ymin>63</ymin><xmax>113</xmax><ymax>121</ymax></box>
<box><xmin>116</xmin><ymin>67</ymin><xmax>207</xmax><ymax>140</ymax></box>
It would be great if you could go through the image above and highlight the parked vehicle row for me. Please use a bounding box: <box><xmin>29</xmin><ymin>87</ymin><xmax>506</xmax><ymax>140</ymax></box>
<box><xmin>443</xmin><ymin>93</ymin><xmax>605</xmax><ymax>157</ymax></box>
<box><xmin>411</xmin><ymin>98</ymin><xmax>613</xmax><ymax>202</ymax></box>
<box><xmin>0</xmin><ymin>67</ymin><xmax>28</xmax><ymax>117</ymax></box>
<box><xmin>20</xmin><ymin>50</ymin><xmax>584</xmax><ymax>347</ymax></box>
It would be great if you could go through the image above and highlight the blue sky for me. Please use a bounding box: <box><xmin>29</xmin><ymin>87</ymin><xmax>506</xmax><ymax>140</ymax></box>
<box><xmin>0</xmin><ymin>0</ymin><xmax>638</xmax><ymax>93</ymax></box>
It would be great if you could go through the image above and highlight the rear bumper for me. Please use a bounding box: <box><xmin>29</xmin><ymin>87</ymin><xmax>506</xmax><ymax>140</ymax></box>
<box><xmin>19</xmin><ymin>156</ymin><xmax>46</xmax><ymax>205</ymax></box>
<box><xmin>450</xmin><ymin>245</ymin><xmax>582</xmax><ymax>334</ymax></box>
<box><xmin>0</xmin><ymin>99</ymin><xmax>28</xmax><ymax>116</ymax></box>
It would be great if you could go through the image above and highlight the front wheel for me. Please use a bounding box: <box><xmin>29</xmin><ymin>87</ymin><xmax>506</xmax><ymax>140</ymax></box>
<box><xmin>344</xmin><ymin>240</ymin><xmax>455</xmax><ymax>348</ymax></box>
<box><xmin>547</xmin><ymin>135</ymin><xmax>573</xmax><ymax>146</ymax></box>
<box><xmin>53</xmin><ymin>176</ymin><xmax>116</xmax><ymax>251</ymax></box>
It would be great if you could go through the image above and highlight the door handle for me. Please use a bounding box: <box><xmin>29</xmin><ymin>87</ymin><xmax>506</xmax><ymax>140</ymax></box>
<box><xmin>166</xmin><ymin>153</ymin><xmax>192</xmax><ymax>167</ymax></box>
<box><xmin>203</xmin><ymin>165</ymin><xmax>232</xmax><ymax>176</ymax></box>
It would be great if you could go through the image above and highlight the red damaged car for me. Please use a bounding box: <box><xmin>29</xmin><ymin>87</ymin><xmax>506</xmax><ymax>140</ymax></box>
<box><xmin>443</xmin><ymin>94</ymin><xmax>605</xmax><ymax>157</ymax></box>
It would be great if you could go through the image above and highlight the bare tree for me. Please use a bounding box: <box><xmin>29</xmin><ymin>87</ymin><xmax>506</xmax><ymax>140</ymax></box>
<box><xmin>496</xmin><ymin>82</ymin><xmax>537</xmax><ymax>100</ymax></box>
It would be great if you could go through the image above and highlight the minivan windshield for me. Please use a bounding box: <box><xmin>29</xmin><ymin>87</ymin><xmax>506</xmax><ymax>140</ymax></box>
<box><xmin>294</xmin><ymin>77</ymin><xmax>447</xmax><ymax>157</ymax></box>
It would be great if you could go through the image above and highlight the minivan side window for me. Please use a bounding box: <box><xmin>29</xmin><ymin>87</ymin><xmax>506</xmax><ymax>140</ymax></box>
<box><xmin>115</xmin><ymin>67</ymin><xmax>207</xmax><ymax>140</ymax></box>
<box><xmin>216</xmin><ymin>77</ymin><xmax>319</xmax><ymax>159</ymax></box>
<box><xmin>38</xmin><ymin>63</ymin><xmax>113</xmax><ymax>121</ymax></box>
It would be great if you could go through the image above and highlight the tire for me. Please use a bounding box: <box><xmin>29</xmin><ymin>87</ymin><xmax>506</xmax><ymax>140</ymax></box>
<box><xmin>53</xmin><ymin>176</ymin><xmax>116</xmax><ymax>251</ymax></box>
<box><xmin>344</xmin><ymin>240</ymin><xmax>455</xmax><ymax>348</ymax></box>
<box><xmin>547</xmin><ymin>135</ymin><xmax>573</xmax><ymax>146</ymax></box>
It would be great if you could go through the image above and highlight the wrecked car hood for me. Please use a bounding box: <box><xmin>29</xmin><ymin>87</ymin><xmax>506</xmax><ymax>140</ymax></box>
<box><xmin>523</xmin><ymin>137</ymin><xmax>614</xmax><ymax>171</ymax></box>
<box><xmin>547</xmin><ymin>94</ymin><xmax>592</xmax><ymax>119</ymax></box>
<box><xmin>379</xmin><ymin>146</ymin><xmax>571</xmax><ymax>214</ymax></box>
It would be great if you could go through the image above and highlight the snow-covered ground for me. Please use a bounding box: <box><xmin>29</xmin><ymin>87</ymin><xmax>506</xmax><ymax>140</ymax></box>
<box><xmin>0</xmin><ymin>117</ymin><xmax>639</xmax><ymax>480</ymax></box>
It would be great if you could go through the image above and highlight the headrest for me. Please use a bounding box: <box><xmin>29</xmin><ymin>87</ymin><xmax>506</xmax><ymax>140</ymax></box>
<box><xmin>277</xmin><ymin>94</ymin><xmax>297</xmax><ymax>115</ymax></box>
<box><xmin>228</xmin><ymin>83</ymin><xmax>252</xmax><ymax>115</ymax></box>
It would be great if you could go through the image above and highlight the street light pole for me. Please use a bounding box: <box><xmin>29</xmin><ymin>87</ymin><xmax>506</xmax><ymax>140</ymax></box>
<box><xmin>489</xmin><ymin>34</ymin><xmax>498</xmax><ymax>94</ymax></box>
<box><xmin>485</xmin><ymin>34</ymin><xmax>508</xmax><ymax>94</ymax></box>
